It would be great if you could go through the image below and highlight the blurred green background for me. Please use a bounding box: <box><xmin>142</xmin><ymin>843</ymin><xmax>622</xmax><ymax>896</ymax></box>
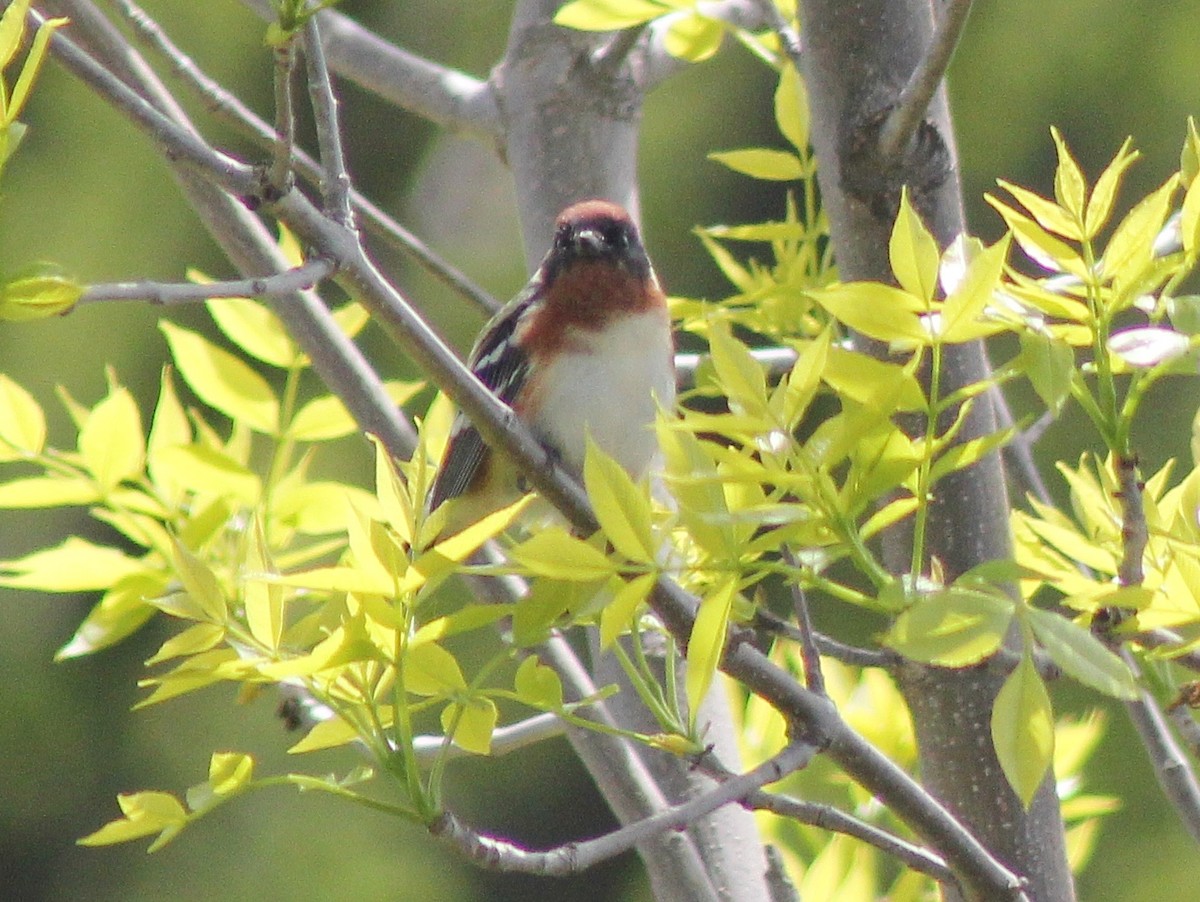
<box><xmin>2</xmin><ymin>1</ymin><xmax>1198</xmax><ymax>899</ymax></box>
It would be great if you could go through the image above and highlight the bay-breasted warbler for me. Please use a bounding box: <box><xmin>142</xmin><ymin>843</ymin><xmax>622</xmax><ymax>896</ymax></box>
<box><xmin>428</xmin><ymin>199</ymin><xmax>675</xmax><ymax>534</ymax></box>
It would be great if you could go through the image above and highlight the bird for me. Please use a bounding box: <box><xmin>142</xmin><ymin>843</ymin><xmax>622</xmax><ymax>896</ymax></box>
<box><xmin>427</xmin><ymin>199</ymin><xmax>676</xmax><ymax>536</ymax></box>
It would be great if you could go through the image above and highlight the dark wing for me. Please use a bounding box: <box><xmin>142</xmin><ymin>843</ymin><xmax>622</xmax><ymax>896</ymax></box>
<box><xmin>427</xmin><ymin>283</ymin><xmax>540</xmax><ymax>510</ymax></box>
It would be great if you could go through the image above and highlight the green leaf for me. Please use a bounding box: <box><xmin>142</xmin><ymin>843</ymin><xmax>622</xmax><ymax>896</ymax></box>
<box><xmin>686</xmin><ymin>577</ymin><xmax>735</xmax><ymax>730</ymax></box>
<box><xmin>889</xmin><ymin>187</ymin><xmax>941</xmax><ymax>303</ymax></box>
<box><xmin>708</xmin><ymin>148</ymin><xmax>803</xmax><ymax>181</ymax></box>
<box><xmin>79</xmin><ymin>384</ymin><xmax>146</xmax><ymax>491</ymax></box>
<box><xmin>206</xmin><ymin>294</ymin><xmax>300</xmax><ymax>369</ymax></box>
<box><xmin>0</xmin><ymin>372</ymin><xmax>45</xmax><ymax>458</ymax></box>
<box><xmin>584</xmin><ymin>436</ymin><xmax>657</xmax><ymax>564</ymax></box>
<box><xmin>441</xmin><ymin>696</ymin><xmax>497</xmax><ymax>755</ymax></box>
<box><xmin>599</xmin><ymin>572</ymin><xmax>656</xmax><ymax>650</ymax></box>
<box><xmin>145</xmin><ymin>622</ymin><xmax>226</xmax><ymax>666</ymax></box>
<box><xmin>0</xmin><ymin>537</ymin><xmax>145</xmax><ymax>592</ymax></box>
<box><xmin>186</xmin><ymin>752</ymin><xmax>254</xmax><ymax>814</ymax></box>
<box><xmin>6</xmin><ymin>11</ymin><xmax>68</xmax><ymax>125</ymax></box>
<box><xmin>1026</xmin><ymin>607</ymin><xmax>1137</xmax><ymax>699</ymax></box>
<box><xmin>992</xmin><ymin>652</ymin><xmax>1054</xmax><ymax>808</ymax></box>
<box><xmin>78</xmin><ymin>791</ymin><xmax>188</xmax><ymax>850</ymax></box>
<box><xmin>1015</xmin><ymin>332</ymin><xmax>1075</xmax><ymax>415</ymax></box>
<box><xmin>160</xmin><ymin>322</ymin><xmax>279</xmax><ymax>434</ymax></box>
<box><xmin>774</xmin><ymin>60</ymin><xmax>809</xmax><ymax>153</ymax></box>
<box><xmin>885</xmin><ymin>588</ymin><xmax>1014</xmax><ymax>666</ymax></box>
<box><xmin>509</xmin><ymin>528</ymin><xmax>616</xmax><ymax>581</ymax></box>
<box><xmin>554</xmin><ymin>0</ymin><xmax>668</xmax><ymax>30</ymax></box>
<box><xmin>0</xmin><ymin>274</ymin><xmax>82</xmax><ymax>321</ymax></box>
<box><xmin>514</xmin><ymin>655</ymin><xmax>564</xmax><ymax>709</ymax></box>
<box><xmin>809</xmin><ymin>282</ymin><xmax>928</xmax><ymax>344</ymax></box>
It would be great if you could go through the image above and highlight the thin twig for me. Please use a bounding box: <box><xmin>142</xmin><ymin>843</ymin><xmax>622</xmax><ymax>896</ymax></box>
<box><xmin>752</xmin><ymin>0</ymin><xmax>803</xmax><ymax>72</ymax></box>
<box><xmin>750</xmin><ymin>790</ymin><xmax>955</xmax><ymax>884</ymax></box>
<box><xmin>1134</xmin><ymin>628</ymin><xmax>1200</xmax><ymax>674</ymax></box>
<box><xmin>782</xmin><ymin>548</ymin><xmax>826</xmax><ymax>695</ymax></box>
<box><xmin>302</xmin><ymin>12</ymin><xmax>354</xmax><ymax>228</ymax></box>
<box><xmin>111</xmin><ymin>0</ymin><xmax>499</xmax><ymax>315</ymax></box>
<box><xmin>267</xmin><ymin>37</ymin><xmax>298</xmax><ymax>198</ymax></box>
<box><xmin>430</xmin><ymin>743</ymin><xmax>813</xmax><ymax>875</ymax></box>
<box><xmin>753</xmin><ymin>610</ymin><xmax>896</xmax><ymax>669</ymax></box>
<box><xmin>1119</xmin><ymin>649</ymin><xmax>1200</xmax><ymax>844</ymax></box>
<box><xmin>878</xmin><ymin>0</ymin><xmax>974</xmax><ymax>161</ymax></box>
<box><xmin>1116</xmin><ymin>453</ymin><xmax>1148</xmax><ymax>587</ymax></box>
<box><xmin>80</xmin><ymin>259</ymin><xmax>333</xmax><ymax>305</ymax></box>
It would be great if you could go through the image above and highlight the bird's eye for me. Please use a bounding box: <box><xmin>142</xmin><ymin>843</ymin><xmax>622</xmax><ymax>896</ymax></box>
<box><xmin>606</xmin><ymin>225</ymin><xmax>629</xmax><ymax>248</ymax></box>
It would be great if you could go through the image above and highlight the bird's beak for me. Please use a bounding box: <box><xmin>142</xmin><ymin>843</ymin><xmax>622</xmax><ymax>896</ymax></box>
<box><xmin>574</xmin><ymin>228</ymin><xmax>606</xmax><ymax>256</ymax></box>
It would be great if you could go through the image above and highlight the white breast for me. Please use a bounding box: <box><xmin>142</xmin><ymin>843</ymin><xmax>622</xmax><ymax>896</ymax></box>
<box><xmin>532</xmin><ymin>310</ymin><xmax>675</xmax><ymax>478</ymax></box>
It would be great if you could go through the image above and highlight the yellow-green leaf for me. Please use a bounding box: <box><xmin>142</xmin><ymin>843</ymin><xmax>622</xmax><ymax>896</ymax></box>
<box><xmin>584</xmin><ymin>436</ymin><xmax>656</xmax><ymax>563</ymax></box>
<box><xmin>79</xmin><ymin>385</ymin><xmax>146</xmax><ymax>491</ymax></box>
<box><xmin>56</xmin><ymin>573</ymin><xmax>167</xmax><ymax>659</ymax></box>
<box><xmin>992</xmin><ymin>651</ymin><xmax>1054</xmax><ymax>807</ymax></box>
<box><xmin>160</xmin><ymin>322</ymin><xmax>279</xmax><ymax>433</ymax></box>
<box><xmin>0</xmin><ymin>537</ymin><xmax>144</xmax><ymax>592</ymax></box>
<box><xmin>986</xmin><ymin>196</ymin><xmax>1089</xmax><ymax>278</ymax></box>
<box><xmin>809</xmin><ymin>282</ymin><xmax>928</xmax><ymax>344</ymax></box>
<box><xmin>708</xmin><ymin>148</ymin><xmax>803</xmax><ymax>181</ymax></box>
<box><xmin>206</xmin><ymin>294</ymin><xmax>300</xmax><ymax>369</ymax></box>
<box><xmin>1102</xmin><ymin>175</ymin><xmax>1180</xmax><ymax>287</ymax></box>
<box><xmin>0</xmin><ymin>476</ymin><xmax>99</xmax><ymax>508</ymax></box>
<box><xmin>1087</xmin><ymin>138</ymin><xmax>1139</xmax><ymax>238</ymax></box>
<box><xmin>442</xmin><ymin>696</ymin><xmax>497</xmax><ymax>755</ymax></box>
<box><xmin>406</xmin><ymin>641</ymin><xmax>466</xmax><ymax>695</ymax></box>
<box><xmin>708</xmin><ymin>319</ymin><xmax>769</xmax><ymax>420</ymax></box>
<box><xmin>78</xmin><ymin>791</ymin><xmax>188</xmax><ymax>850</ymax></box>
<box><xmin>1026</xmin><ymin>607</ymin><xmax>1137</xmax><ymax>699</ymax></box>
<box><xmin>662</xmin><ymin>10</ymin><xmax>724</xmax><ymax>62</ymax></box>
<box><xmin>1050</xmin><ymin>127</ymin><xmax>1087</xmax><ymax>225</ymax></box>
<box><xmin>1016</xmin><ymin>332</ymin><xmax>1075</xmax><ymax>416</ymax></box>
<box><xmin>170</xmin><ymin>536</ymin><xmax>226</xmax><ymax>623</ymax></box>
<box><xmin>0</xmin><ymin>274</ymin><xmax>81</xmax><ymax>321</ymax></box>
<box><xmin>151</xmin><ymin>444</ymin><xmax>262</xmax><ymax>505</ymax></box>
<box><xmin>889</xmin><ymin>187</ymin><xmax>940</xmax><ymax>303</ymax></box>
<box><xmin>885</xmin><ymin>588</ymin><xmax>1014</xmax><ymax>666</ymax></box>
<box><xmin>0</xmin><ymin>372</ymin><xmax>45</xmax><ymax>458</ymax></box>
<box><xmin>939</xmin><ymin>234</ymin><xmax>1011</xmax><ymax>343</ymax></box>
<box><xmin>509</xmin><ymin>528</ymin><xmax>616</xmax><ymax>581</ymax></box>
<box><xmin>686</xmin><ymin>577</ymin><xmax>735</xmax><ymax>730</ymax></box>
<box><xmin>146</xmin><ymin>622</ymin><xmax>226</xmax><ymax>665</ymax></box>
<box><xmin>823</xmin><ymin>348</ymin><xmax>925</xmax><ymax>410</ymax></box>
<box><xmin>514</xmin><ymin>655</ymin><xmax>564</xmax><ymax>709</ymax></box>
<box><xmin>774</xmin><ymin>60</ymin><xmax>809</xmax><ymax>153</ymax></box>
<box><xmin>554</xmin><ymin>0</ymin><xmax>668</xmax><ymax>30</ymax></box>
<box><xmin>599</xmin><ymin>572</ymin><xmax>656</xmax><ymax>650</ymax></box>
<box><xmin>997</xmin><ymin>179</ymin><xmax>1081</xmax><ymax>241</ymax></box>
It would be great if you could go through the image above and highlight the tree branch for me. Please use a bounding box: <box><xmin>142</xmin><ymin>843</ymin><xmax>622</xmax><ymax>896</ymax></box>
<box><xmin>38</xmin><ymin>0</ymin><xmax>416</xmax><ymax>460</ymax></box>
<box><xmin>110</xmin><ymin>0</ymin><xmax>499</xmax><ymax>316</ymax></box>
<box><xmin>878</xmin><ymin>0</ymin><xmax>974</xmax><ymax>161</ymax></box>
<box><xmin>430</xmin><ymin>742</ymin><xmax>813</xmax><ymax>876</ymax></box>
<box><xmin>302</xmin><ymin>12</ymin><xmax>353</xmax><ymax>227</ymax></box>
<box><xmin>241</xmin><ymin>0</ymin><xmax>501</xmax><ymax>142</ymax></box>
<box><xmin>80</xmin><ymin>259</ymin><xmax>333</xmax><ymax>305</ymax></box>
